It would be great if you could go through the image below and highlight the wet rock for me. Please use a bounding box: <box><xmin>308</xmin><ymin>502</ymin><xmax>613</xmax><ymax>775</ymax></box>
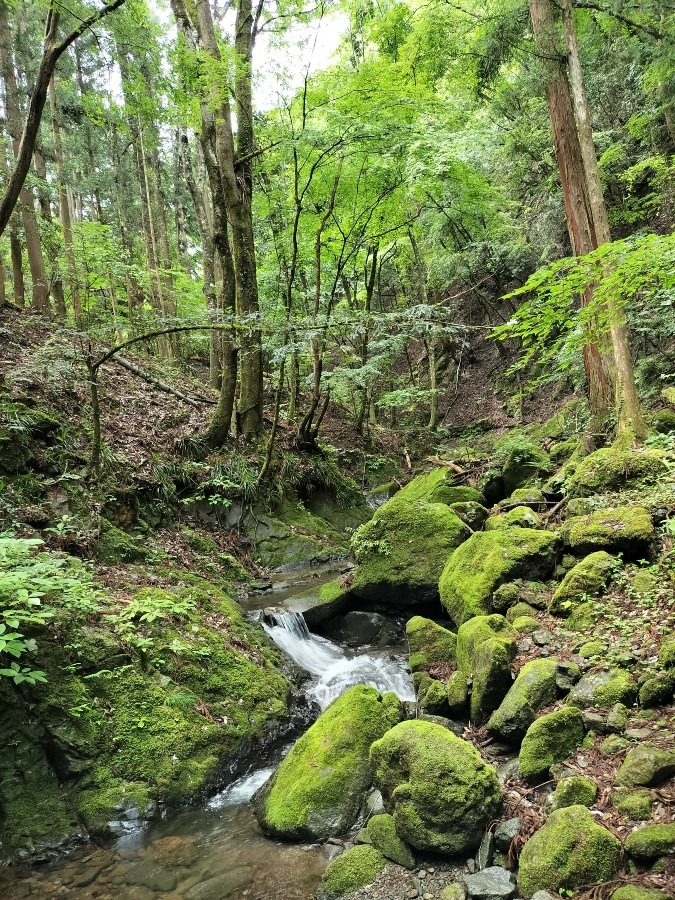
<box><xmin>333</xmin><ymin>611</ymin><xmax>387</xmax><ymax>647</ymax></box>
<box><xmin>475</xmin><ymin>830</ymin><xmax>495</xmax><ymax>870</ymax></box>
<box><xmin>493</xmin><ymin>818</ymin><xmax>520</xmax><ymax>853</ymax></box>
<box><xmin>367</xmin><ymin>814</ymin><xmax>415</xmax><ymax>869</ymax></box>
<box><xmin>555</xmin><ymin>661</ymin><xmax>581</xmax><ymax>694</ymax></box>
<box><xmin>463</xmin><ymin>866</ymin><xmax>517</xmax><ymax>900</ymax></box>
<box><xmin>127</xmin><ymin>860</ymin><xmax>178</xmax><ymax>893</ymax></box>
<box><xmin>623</xmin><ymin>823</ymin><xmax>675</xmax><ymax>859</ymax></box>
<box><xmin>184</xmin><ymin>867</ymin><xmax>252</xmax><ymax>899</ymax></box>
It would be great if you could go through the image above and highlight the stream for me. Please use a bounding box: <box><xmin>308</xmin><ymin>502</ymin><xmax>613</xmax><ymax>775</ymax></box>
<box><xmin>0</xmin><ymin>570</ymin><xmax>414</xmax><ymax>900</ymax></box>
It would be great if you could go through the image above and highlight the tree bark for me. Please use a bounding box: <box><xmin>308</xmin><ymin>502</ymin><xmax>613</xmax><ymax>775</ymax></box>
<box><xmin>560</xmin><ymin>0</ymin><xmax>646</xmax><ymax>442</ymax></box>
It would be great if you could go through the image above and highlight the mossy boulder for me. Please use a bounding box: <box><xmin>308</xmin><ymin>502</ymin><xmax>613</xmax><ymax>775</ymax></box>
<box><xmin>612</xmin><ymin>888</ymin><xmax>672</xmax><ymax>900</ymax></box>
<box><xmin>446</xmin><ymin>671</ymin><xmax>470</xmax><ymax>716</ymax></box>
<box><xmin>567</xmin><ymin>601</ymin><xmax>598</xmax><ymax>632</ymax></box>
<box><xmin>450</xmin><ymin>501</ymin><xmax>490</xmax><ymax>531</ymax></box>
<box><xmin>398</xmin><ymin>469</ymin><xmax>485</xmax><ymax>507</ymax></box>
<box><xmin>613</xmin><ymin>788</ymin><xmax>653</xmax><ymax>821</ymax></box>
<box><xmin>624</xmin><ymin>823</ymin><xmax>675</xmax><ymax>860</ymax></box>
<box><xmin>485</xmin><ymin>507</ymin><xmax>542</xmax><ymax>530</ymax></box>
<box><xmin>505</xmin><ymin>601</ymin><xmax>538</xmax><ymax>622</ymax></box>
<box><xmin>367</xmin><ymin>813</ymin><xmax>415</xmax><ymax>869</ymax></box>
<box><xmin>551</xmin><ymin>776</ymin><xmax>598</xmax><ymax>810</ymax></box>
<box><xmin>658</xmin><ymin>635</ymin><xmax>675</xmax><ymax>670</ymax></box>
<box><xmin>252</xmin><ymin>501</ymin><xmax>350</xmax><ymax>570</ymax></box>
<box><xmin>560</xmin><ymin>507</ymin><xmax>655</xmax><ymax>557</ymax></box>
<box><xmin>653</xmin><ymin>408</ymin><xmax>675</xmax><ymax>434</ymax></box>
<box><xmin>406</xmin><ymin>616</ymin><xmax>457</xmax><ymax>674</ymax></box>
<box><xmin>289</xmin><ymin>579</ymin><xmax>350</xmax><ymax>628</ymax></box>
<box><xmin>253</xmin><ymin>685</ymin><xmax>399</xmax><ymax>841</ymax></box>
<box><xmin>317</xmin><ymin>845</ymin><xmax>386</xmax><ymax>898</ymax></box>
<box><xmin>457</xmin><ymin>615</ymin><xmax>517</xmax><ymax>720</ymax></box>
<box><xmin>439</xmin><ymin>529</ymin><xmax>558</xmax><ymax>626</ymax></box>
<box><xmin>512</xmin><ymin>615</ymin><xmax>540</xmax><ymax>633</ymax></box>
<box><xmin>566</xmin><ymin>448</ymin><xmax>669</xmax><ymax>498</ymax></box>
<box><xmin>369</xmin><ymin>720</ymin><xmax>502</xmax><ymax>855</ymax></box>
<box><xmin>567</xmin><ymin>667</ymin><xmax>636</xmax><ymax>709</ymax></box>
<box><xmin>549</xmin><ymin>552</ymin><xmax>618</xmax><ymax>616</ymax></box>
<box><xmin>506</xmin><ymin>488</ymin><xmax>548</xmax><ymax>511</ymax></box>
<box><xmin>419</xmin><ymin>678</ymin><xmax>450</xmax><ymax>715</ymax></box>
<box><xmin>518</xmin><ymin>805</ymin><xmax>621</xmax><ymax>897</ymax></box>
<box><xmin>518</xmin><ymin>707</ymin><xmax>585</xmax><ymax>781</ymax></box>
<box><xmin>487</xmin><ymin>659</ymin><xmax>558</xmax><ymax>743</ymax></box>
<box><xmin>351</xmin><ymin>485</ymin><xmax>470</xmax><ymax>606</ymax></box>
<box><xmin>615</xmin><ymin>745</ymin><xmax>675</xmax><ymax>788</ymax></box>
<box><xmin>639</xmin><ymin>673</ymin><xmax>674</xmax><ymax>708</ymax></box>
<box><xmin>97</xmin><ymin>518</ymin><xmax>151</xmax><ymax>564</ymax></box>
<box><xmin>500</xmin><ymin>443</ymin><xmax>552</xmax><ymax>494</ymax></box>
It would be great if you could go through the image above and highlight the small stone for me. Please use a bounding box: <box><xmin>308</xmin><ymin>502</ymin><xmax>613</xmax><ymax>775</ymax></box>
<box><xmin>475</xmin><ymin>831</ymin><xmax>495</xmax><ymax>870</ymax></box>
<box><xmin>424</xmin><ymin>894</ymin><xmax>433</xmax><ymax>900</ymax></box>
<box><xmin>441</xmin><ymin>886</ymin><xmax>467</xmax><ymax>900</ymax></box>
<box><xmin>532</xmin><ymin>631</ymin><xmax>553</xmax><ymax>646</ymax></box>
<box><xmin>463</xmin><ymin>866</ymin><xmax>517</xmax><ymax>900</ymax></box>
<box><xmin>466</xmin><ymin>858</ymin><xmax>476</xmax><ymax>874</ymax></box>
<box><xmin>624</xmin><ymin>727</ymin><xmax>652</xmax><ymax>740</ymax></box>
<box><xmin>494</xmin><ymin>818</ymin><xmax>520</xmax><ymax>852</ymax></box>
<box><xmin>418</xmin><ymin>870</ymin><xmax>427</xmax><ymax>878</ymax></box>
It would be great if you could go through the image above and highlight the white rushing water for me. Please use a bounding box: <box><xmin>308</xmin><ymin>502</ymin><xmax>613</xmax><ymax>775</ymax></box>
<box><xmin>262</xmin><ymin>611</ymin><xmax>414</xmax><ymax>709</ymax></box>
<box><xmin>207</xmin><ymin>766</ymin><xmax>278</xmax><ymax>809</ymax></box>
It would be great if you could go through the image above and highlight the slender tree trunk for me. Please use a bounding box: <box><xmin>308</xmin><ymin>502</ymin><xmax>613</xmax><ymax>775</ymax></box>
<box><xmin>0</xmin><ymin>250</ymin><xmax>6</xmax><ymax>307</ymax></box>
<box><xmin>529</xmin><ymin>0</ymin><xmax>614</xmax><ymax>430</ymax></box>
<box><xmin>73</xmin><ymin>46</ymin><xmax>104</xmax><ymax>221</ymax></box>
<box><xmin>560</xmin><ymin>0</ymin><xmax>646</xmax><ymax>442</ymax></box>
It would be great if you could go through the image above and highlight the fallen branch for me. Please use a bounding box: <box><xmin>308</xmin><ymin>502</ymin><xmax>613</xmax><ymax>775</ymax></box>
<box><xmin>109</xmin><ymin>355</ymin><xmax>215</xmax><ymax>407</ymax></box>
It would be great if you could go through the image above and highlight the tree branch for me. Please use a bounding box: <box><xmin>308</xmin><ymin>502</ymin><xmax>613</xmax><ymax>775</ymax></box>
<box><xmin>573</xmin><ymin>1</ymin><xmax>661</xmax><ymax>40</ymax></box>
<box><xmin>0</xmin><ymin>0</ymin><xmax>127</xmax><ymax>238</ymax></box>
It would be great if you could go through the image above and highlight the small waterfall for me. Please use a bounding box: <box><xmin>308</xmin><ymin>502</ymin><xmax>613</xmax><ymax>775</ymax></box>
<box><xmin>261</xmin><ymin>610</ymin><xmax>414</xmax><ymax>710</ymax></box>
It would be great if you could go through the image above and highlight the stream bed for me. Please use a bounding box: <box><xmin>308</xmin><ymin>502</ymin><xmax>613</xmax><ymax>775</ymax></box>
<box><xmin>0</xmin><ymin>569</ymin><xmax>414</xmax><ymax>900</ymax></box>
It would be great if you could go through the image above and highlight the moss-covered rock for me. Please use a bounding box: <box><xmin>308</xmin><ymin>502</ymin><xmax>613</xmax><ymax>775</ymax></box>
<box><xmin>567</xmin><ymin>601</ymin><xmax>598</xmax><ymax>632</ymax></box>
<box><xmin>518</xmin><ymin>805</ymin><xmax>621</xmax><ymax>897</ymax></box>
<box><xmin>506</xmin><ymin>488</ymin><xmax>548</xmax><ymax>511</ymax></box>
<box><xmin>446</xmin><ymin>671</ymin><xmax>470</xmax><ymax>716</ymax></box>
<box><xmin>658</xmin><ymin>635</ymin><xmax>675</xmax><ymax>670</ymax></box>
<box><xmin>567</xmin><ymin>667</ymin><xmax>636</xmax><ymax>709</ymax></box>
<box><xmin>457</xmin><ymin>615</ymin><xmax>517</xmax><ymax>720</ymax></box>
<box><xmin>97</xmin><ymin>518</ymin><xmax>151</xmax><ymax>564</ymax></box>
<box><xmin>439</xmin><ymin>529</ymin><xmax>558</xmax><ymax>626</ymax></box>
<box><xmin>485</xmin><ymin>507</ymin><xmax>542</xmax><ymax>530</ymax></box>
<box><xmin>449</xmin><ymin>501</ymin><xmax>490</xmax><ymax>531</ymax></box>
<box><xmin>505</xmin><ymin>601</ymin><xmax>538</xmax><ymax>622</ymax></box>
<box><xmin>369</xmin><ymin>720</ymin><xmax>502</xmax><ymax>855</ymax></box>
<box><xmin>613</xmin><ymin>788</ymin><xmax>653</xmax><ymax>821</ymax></box>
<box><xmin>549</xmin><ymin>551</ymin><xmax>618</xmax><ymax>616</ymax></box>
<box><xmin>611</xmin><ymin>888</ymin><xmax>671</xmax><ymax>900</ymax></box>
<box><xmin>653</xmin><ymin>409</ymin><xmax>675</xmax><ymax>434</ymax></box>
<box><xmin>518</xmin><ymin>707</ymin><xmax>585</xmax><ymax>781</ymax></box>
<box><xmin>639</xmin><ymin>674</ymin><xmax>675</xmax><ymax>708</ymax></box>
<box><xmin>624</xmin><ymin>824</ymin><xmax>675</xmax><ymax>860</ymax></box>
<box><xmin>351</xmin><ymin>484</ymin><xmax>470</xmax><ymax>605</ymax></box>
<box><xmin>419</xmin><ymin>678</ymin><xmax>450</xmax><ymax>715</ymax></box>
<box><xmin>406</xmin><ymin>616</ymin><xmax>457</xmax><ymax>674</ymax></box>
<box><xmin>566</xmin><ymin>448</ymin><xmax>669</xmax><ymax>498</ymax></box>
<box><xmin>501</xmin><ymin>443</ymin><xmax>552</xmax><ymax>494</ymax></box>
<box><xmin>615</xmin><ymin>745</ymin><xmax>675</xmax><ymax>788</ymax></box>
<box><xmin>512</xmin><ymin>615</ymin><xmax>541</xmax><ymax>633</ymax></box>
<box><xmin>397</xmin><ymin>469</ymin><xmax>485</xmax><ymax>506</ymax></box>
<box><xmin>560</xmin><ymin>507</ymin><xmax>655</xmax><ymax>556</ymax></box>
<box><xmin>253</xmin><ymin>686</ymin><xmax>399</xmax><ymax>841</ymax></box>
<box><xmin>487</xmin><ymin>659</ymin><xmax>558</xmax><ymax>743</ymax></box>
<box><xmin>366</xmin><ymin>813</ymin><xmax>415</xmax><ymax>869</ymax></box>
<box><xmin>252</xmin><ymin>500</ymin><xmax>350</xmax><ymax>570</ymax></box>
<box><xmin>317</xmin><ymin>845</ymin><xmax>386</xmax><ymax>898</ymax></box>
<box><xmin>551</xmin><ymin>776</ymin><xmax>597</xmax><ymax>810</ymax></box>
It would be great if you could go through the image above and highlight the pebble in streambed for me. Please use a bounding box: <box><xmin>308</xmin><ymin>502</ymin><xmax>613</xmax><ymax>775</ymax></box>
<box><xmin>339</xmin><ymin>860</ymin><xmax>468</xmax><ymax>900</ymax></box>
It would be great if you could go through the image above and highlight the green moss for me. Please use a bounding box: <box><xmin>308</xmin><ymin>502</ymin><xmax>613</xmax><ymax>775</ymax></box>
<box><xmin>518</xmin><ymin>805</ymin><xmax>621</xmax><ymax>897</ymax></box>
<box><xmin>658</xmin><ymin>635</ymin><xmax>675</xmax><ymax>669</ymax></box>
<box><xmin>615</xmin><ymin>745</ymin><xmax>675</xmax><ymax>788</ymax></box>
<box><xmin>318</xmin><ymin>845</ymin><xmax>386</xmax><ymax>898</ymax></box>
<box><xmin>549</xmin><ymin>551</ymin><xmax>618</xmax><ymax>616</ymax></box>
<box><xmin>566</xmin><ymin>448</ymin><xmax>669</xmax><ymax>498</ymax></box>
<box><xmin>624</xmin><ymin>824</ymin><xmax>675</xmax><ymax>859</ymax></box>
<box><xmin>419</xmin><ymin>678</ymin><xmax>448</xmax><ymax>713</ymax></box>
<box><xmin>351</xmin><ymin>491</ymin><xmax>469</xmax><ymax>604</ymax></box>
<box><xmin>512</xmin><ymin>615</ymin><xmax>540</xmax><ymax>633</ymax></box>
<box><xmin>639</xmin><ymin>674</ymin><xmax>674</xmax><ymax>707</ymax></box>
<box><xmin>370</xmin><ymin>720</ymin><xmax>502</xmax><ymax>854</ymax></box>
<box><xmin>518</xmin><ymin>707</ymin><xmax>585</xmax><ymax>781</ymax></box>
<box><xmin>613</xmin><ymin>788</ymin><xmax>654</xmax><ymax>821</ymax></box>
<box><xmin>97</xmin><ymin>518</ymin><xmax>151</xmax><ymax>564</ymax></box>
<box><xmin>319</xmin><ymin>580</ymin><xmax>347</xmax><ymax>603</ymax></box>
<box><xmin>493</xmin><ymin>583</ymin><xmax>520</xmax><ymax>612</ymax></box>
<box><xmin>567</xmin><ymin>668</ymin><xmax>636</xmax><ymax>709</ymax></box>
<box><xmin>254</xmin><ymin>686</ymin><xmax>399</xmax><ymax>841</ymax></box>
<box><xmin>653</xmin><ymin>409</ymin><xmax>675</xmax><ymax>433</ymax></box>
<box><xmin>500</xmin><ymin>442</ymin><xmax>552</xmax><ymax>494</ymax></box>
<box><xmin>505</xmin><ymin>601</ymin><xmax>538</xmax><ymax>623</ymax></box>
<box><xmin>254</xmin><ymin>500</ymin><xmax>350</xmax><ymax>569</ymax></box>
<box><xmin>485</xmin><ymin>507</ymin><xmax>542</xmax><ymax>530</ymax></box>
<box><xmin>567</xmin><ymin>601</ymin><xmax>598</xmax><ymax>632</ymax></box>
<box><xmin>367</xmin><ymin>813</ymin><xmax>415</xmax><ymax>869</ymax></box>
<box><xmin>551</xmin><ymin>776</ymin><xmax>598</xmax><ymax>810</ymax></box>
<box><xmin>396</xmin><ymin>469</ymin><xmax>485</xmax><ymax>507</ymax></box>
<box><xmin>600</xmin><ymin>734</ymin><xmax>630</xmax><ymax>756</ymax></box>
<box><xmin>406</xmin><ymin>616</ymin><xmax>457</xmax><ymax>673</ymax></box>
<box><xmin>560</xmin><ymin>507</ymin><xmax>655</xmax><ymax>556</ymax></box>
<box><xmin>612</xmin><ymin>887</ymin><xmax>671</xmax><ymax>900</ymax></box>
<box><xmin>579</xmin><ymin>641</ymin><xmax>607</xmax><ymax>659</ymax></box>
<box><xmin>439</xmin><ymin>528</ymin><xmax>558</xmax><ymax>626</ymax></box>
<box><xmin>446</xmin><ymin>671</ymin><xmax>470</xmax><ymax>716</ymax></box>
<box><xmin>487</xmin><ymin>658</ymin><xmax>558</xmax><ymax>743</ymax></box>
<box><xmin>76</xmin><ymin>780</ymin><xmax>153</xmax><ymax>834</ymax></box>
<box><xmin>456</xmin><ymin>615</ymin><xmax>517</xmax><ymax>720</ymax></box>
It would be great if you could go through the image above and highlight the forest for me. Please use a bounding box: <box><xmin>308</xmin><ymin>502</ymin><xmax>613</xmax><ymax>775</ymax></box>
<box><xmin>0</xmin><ymin>0</ymin><xmax>674</xmax><ymax>898</ymax></box>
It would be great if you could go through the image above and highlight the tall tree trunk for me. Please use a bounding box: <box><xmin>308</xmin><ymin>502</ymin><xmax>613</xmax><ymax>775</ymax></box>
<box><xmin>560</xmin><ymin>0</ymin><xmax>646</xmax><ymax>442</ymax></box>
<box><xmin>0</xmin><ymin>5</ymin><xmax>51</xmax><ymax>315</ymax></box>
<box><xmin>50</xmin><ymin>77</ymin><xmax>82</xmax><ymax>322</ymax></box>
<box><xmin>73</xmin><ymin>46</ymin><xmax>104</xmax><ymax>221</ymax></box>
<box><xmin>529</xmin><ymin>0</ymin><xmax>614</xmax><ymax>430</ymax></box>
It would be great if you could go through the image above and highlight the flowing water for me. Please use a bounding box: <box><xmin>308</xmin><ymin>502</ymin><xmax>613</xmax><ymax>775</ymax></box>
<box><xmin>1</xmin><ymin>575</ymin><xmax>413</xmax><ymax>899</ymax></box>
